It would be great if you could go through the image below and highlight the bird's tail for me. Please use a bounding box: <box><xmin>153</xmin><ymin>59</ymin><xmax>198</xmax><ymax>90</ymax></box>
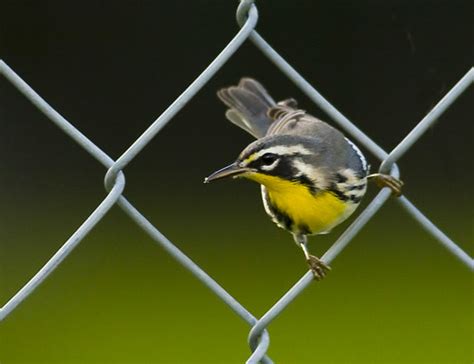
<box><xmin>217</xmin><ymin>78</ymin><xmax>276</xmax><ymax>138</ymax></box>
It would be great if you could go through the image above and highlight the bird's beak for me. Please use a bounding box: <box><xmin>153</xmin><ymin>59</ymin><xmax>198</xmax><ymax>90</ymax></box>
<box><xmin>204</xmin><ymin>162</ymin><xmax>252</xmax><ymax>183</ymax></box>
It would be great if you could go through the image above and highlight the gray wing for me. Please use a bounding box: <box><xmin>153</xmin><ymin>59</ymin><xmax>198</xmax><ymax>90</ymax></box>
<box><xmin>267</xmin><ymin>105</ymin><xmax>334</xmax><ymax>139</ymax></box>
<box><xmin>267</xmin><ymin>106</ymin><xmax>368</xmax><ymax>176</ymax></box>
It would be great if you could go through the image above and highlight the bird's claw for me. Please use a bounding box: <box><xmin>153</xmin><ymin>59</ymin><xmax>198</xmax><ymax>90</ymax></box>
<box><xmin>306</xmin><ymin>255</ymin><xmax>331</xmax><ymax>281</ymax></box>
<box><xmin>369</xmin><ymin>173</ymin><xmax>404</xmax><ymax>197</ymax></box>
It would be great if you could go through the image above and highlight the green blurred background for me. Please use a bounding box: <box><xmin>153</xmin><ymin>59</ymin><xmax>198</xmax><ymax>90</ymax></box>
<box><xmin>1</xmin><ymin>0</ymin><xmax>472</xmax><ymax>363</ymax></box>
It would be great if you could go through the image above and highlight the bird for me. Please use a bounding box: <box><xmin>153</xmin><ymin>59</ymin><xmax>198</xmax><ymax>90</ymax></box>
<box><xmin>204</xmin><ymin>78</ymin><xmax>403</xmax><ymax>279</ymax></box>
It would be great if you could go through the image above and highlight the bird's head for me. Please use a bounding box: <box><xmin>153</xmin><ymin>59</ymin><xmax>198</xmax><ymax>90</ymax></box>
<box><xmin>204</xmin><ymin>135</ymin><xmax>329</xmax><ymax>192</ymax></box>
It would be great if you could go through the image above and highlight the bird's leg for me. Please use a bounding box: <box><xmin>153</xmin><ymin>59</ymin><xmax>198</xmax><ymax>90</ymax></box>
<box><xmin>367</xmin><ymin>173</ymin><xmax>404</xmax><ymax>197</ymax></box>
<box><xmin>294</xmin><ymin>234</ymin><xmax>331</xmax><ymax>280</ymax></box>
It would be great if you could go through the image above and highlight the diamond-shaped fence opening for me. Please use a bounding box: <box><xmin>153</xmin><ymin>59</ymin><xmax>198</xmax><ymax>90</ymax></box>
<box><xmin>1</xmin><ymin>1</ymin><xmax>472</xmax><ymax>363</ymax></box>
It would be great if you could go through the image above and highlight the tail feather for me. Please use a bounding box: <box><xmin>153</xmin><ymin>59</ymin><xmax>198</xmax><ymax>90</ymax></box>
<box><xmin>238</xmin><ymin>78</ymin><xmax>276</xmax><ymax>107</ymax></box>
<box><xmin>217</xmin><ymin>78</ymin><xmax>276</xmax><ymax>138</ymax></box>
<box><xmin>224</xmin><ymin>109</ymin><xmax>255</xmax><ymax>136</ymax></box>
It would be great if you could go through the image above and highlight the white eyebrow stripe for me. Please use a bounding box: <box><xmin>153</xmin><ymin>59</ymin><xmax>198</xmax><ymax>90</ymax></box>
<box><xmin>254</xmin><ymin>145</ymin><xmax>313</xmax><ymax>159</ymax></box>
<box><xmin>344</xmin><ymin>137</ymin><xmax>368</xmax><ymax>172</ymax></box>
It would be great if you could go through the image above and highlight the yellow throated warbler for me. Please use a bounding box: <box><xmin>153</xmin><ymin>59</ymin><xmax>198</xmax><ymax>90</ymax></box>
<box><xmin>205</xmin><ymin>78</ymin><xmax>402</xmax><ymax>279</ymax></box>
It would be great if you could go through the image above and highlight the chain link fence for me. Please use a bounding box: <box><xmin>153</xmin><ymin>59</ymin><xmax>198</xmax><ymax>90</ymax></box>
<box><xmin>1</xmin><ymin>1</ymin><xmax>472</xmax><ymax>362</ymax></box>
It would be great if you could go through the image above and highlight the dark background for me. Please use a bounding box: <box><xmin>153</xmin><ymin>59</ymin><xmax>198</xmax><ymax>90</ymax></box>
<box><xmin>1</xmin><ymin>1</ymin><xmax>472</xmax><ymax>363</ymax></box>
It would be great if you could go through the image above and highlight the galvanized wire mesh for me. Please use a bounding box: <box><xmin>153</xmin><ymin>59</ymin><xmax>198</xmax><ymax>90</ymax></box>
<box><xmin>1</xmin><ymin>1</ymin><xmax>473</xmax><ymax>363</ymax></box>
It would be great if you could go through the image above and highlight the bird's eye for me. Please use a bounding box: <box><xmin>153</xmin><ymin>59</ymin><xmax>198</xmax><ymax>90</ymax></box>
<box><xmin>261</xmin><ymin>153</ymin><xmax>278</xmax><ymax>165</ymax></box>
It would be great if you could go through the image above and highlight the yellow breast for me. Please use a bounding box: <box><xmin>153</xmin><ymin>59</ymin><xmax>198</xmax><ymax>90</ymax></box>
<box><xmin>247</xmin><ymin>173</ymin><xmax>354</xmax><ymax>235</ymax></box>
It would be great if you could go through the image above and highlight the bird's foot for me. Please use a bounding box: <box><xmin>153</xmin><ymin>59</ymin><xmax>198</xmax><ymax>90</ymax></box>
<box><xmin>368</xmin><ymin>173</ymin><xmax>404</xmax><ymax>197</ymax></box>
<box><xmin>306</xmin><ymin>255</ymin><xmax>331</xmax><ymax>281</ymax></box>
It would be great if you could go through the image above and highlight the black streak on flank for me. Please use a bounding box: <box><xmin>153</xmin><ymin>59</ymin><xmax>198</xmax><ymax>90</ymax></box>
<box><xmin>272</xmin><ymin>206</ymin><xmax>294</xmax><ymax>231</ymax></box>
<box><xmin>297</xmin><ymin>224</ymin><xmax>311</xmax><ymax>235</ymax></box>
<box><xmin>328</xmin><ymin>183</ymin><xmax>349</xmax><ymax>202</ymax></box>
<box><xmin>335</xmin><ymin>173</ymin><xmax>348</xmax><ymax>183</ymax></box>
<box><xmin>348</xmin><ymin>184</ymin><xmax>366</xmax><ymax>191</ymax></box>
<box><xmin>349</xmin><ymin>194</ymin><xmax>362</xmax><ymax>203</ymax></box>
<box><xmin>264</xmin><ymin>192</ymin><xmax>294</xmax><ymax>231</ymax></box>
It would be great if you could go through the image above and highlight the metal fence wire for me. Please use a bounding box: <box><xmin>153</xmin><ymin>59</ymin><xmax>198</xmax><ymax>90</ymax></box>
<box><xmin>1</xmin><ymin>1</ymin><xmax>473</xmax><ymax>363</ymax></box>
